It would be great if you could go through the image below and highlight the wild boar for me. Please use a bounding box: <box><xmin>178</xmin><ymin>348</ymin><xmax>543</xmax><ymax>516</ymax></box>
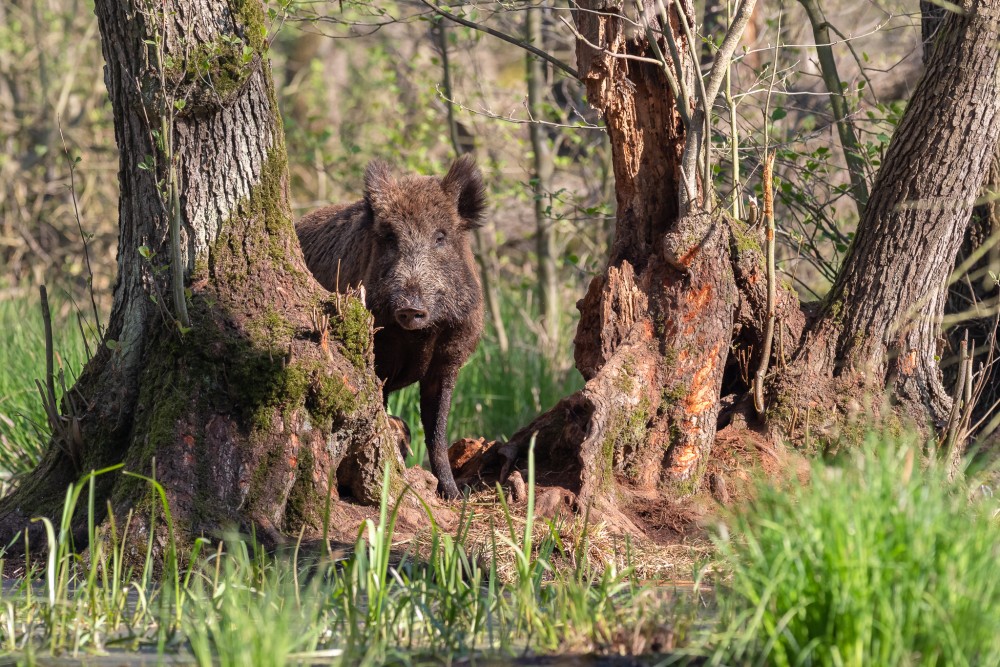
<box><xmin>296</xmin><ymin>156</ymin><xmax>486</xmax><ymax>499</ymax></box>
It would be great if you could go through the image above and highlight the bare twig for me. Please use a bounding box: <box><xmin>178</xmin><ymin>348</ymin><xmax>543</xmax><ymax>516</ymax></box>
<box><xmin>797</xmin><ymin>0</ymin><xmax>870</xmax><ymax>214</ymax></box>
<box><xmin>753</xmin><ymin>151</ymin><xmax>776</xmax><ymax>415</ymax></box>
<box><xmin>168</xmin><ymin>158</ymin><xmax>191</xmax><ymax>329</ymax></box>
<box><xmin>40</xmin><ymin>285</ymin><xmax>57</xmax><ymax>414</ymax></box>
<box><xmin>58</xmin><ymin>121</ymin><xmax>103</xmax><ymax>340</ymax></box>
<box><xmin>943</xmin><ymin>332</ymin><xmax>970</xmax><ymax>473</ymax></box>
<box><xmin>703</xmin><ymin>0</ymin><xmax>759</xmax><ymax>112</ymax></box>
<box><xmin>420</xmin><ymin>0</ymin><xmax>580</xmax><ymax>80</ymax></box>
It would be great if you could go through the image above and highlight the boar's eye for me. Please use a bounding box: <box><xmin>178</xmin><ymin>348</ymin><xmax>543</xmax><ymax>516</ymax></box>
<box><xmin>434</xmin><ymin>230</ymin><xmax>447</xmax><ymax>246</ymax></box>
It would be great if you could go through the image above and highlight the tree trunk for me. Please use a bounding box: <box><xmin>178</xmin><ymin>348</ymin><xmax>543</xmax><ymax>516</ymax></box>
<box><xmin>505</xmin><ymin>0</ymin><xmax>737</xmax><ymax>520</ymax></box>
<box><xmin>925</xmin><ymin>1</ymin><xmax>1000</xmax><ymax>430</ymax></box>
<box><xmin>501</xmin><ymin>0</ymin><xmax>1000</xmax><ymax>527</ymax></box>
<box><xmin>778</xmin><ymin>0</ymin><xmax>1000</xmax><ymax>432</ymax></box>
<box><xmin>527</xmin><ymin>3</ymin><xmax>561</xmax><ymax>355</ymax></box>
<box><xmin>0</xmin><ymin>0</ymin><xmax>403</xmax><ymax>557</ymax></box>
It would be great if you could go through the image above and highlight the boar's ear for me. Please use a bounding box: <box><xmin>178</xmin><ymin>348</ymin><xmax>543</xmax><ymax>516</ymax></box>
<box><xmin>364</xmin><ymin>159</ymin><xmax>396</xmax><ymax>217</ymax></box>
<box><xmin>442</xmin><ymin>154</ymin><xmax>486</xmax><ymax>229</ymax></box>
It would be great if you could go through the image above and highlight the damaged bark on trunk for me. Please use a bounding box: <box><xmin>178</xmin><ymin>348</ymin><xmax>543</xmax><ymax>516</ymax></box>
<box><xmin>506</xmin><ymin>0</ymin><xmax>736</xmax><ymax>520</ymax></box>
<box><xmin>505</xmin><ymin>0</ymin><xmax>1000</xmax><ymax>527</ymax></box>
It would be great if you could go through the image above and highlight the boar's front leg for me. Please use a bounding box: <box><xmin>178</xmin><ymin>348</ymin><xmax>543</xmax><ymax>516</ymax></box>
<box><xmin>420</xmin><ymin>369</ymin><xmax>461</xmax><ymax>499</ymax></box>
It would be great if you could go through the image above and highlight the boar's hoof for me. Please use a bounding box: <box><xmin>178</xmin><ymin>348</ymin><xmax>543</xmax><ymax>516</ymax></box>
<box><xmin>395</xmin><ymin>307</ymin><xmax>429</xmax><ymax>330</ymax></box>
<box><xmin>438</xmin><ymin>479</ymin><xmax>462</xmax><ymax>500</ymax></box>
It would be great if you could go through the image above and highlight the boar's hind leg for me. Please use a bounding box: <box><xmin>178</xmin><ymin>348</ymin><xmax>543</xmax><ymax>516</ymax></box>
<box><xmin>420</xmin><ymin>371</ymin><xmax>461</xmax><ymax>499</ymax></box>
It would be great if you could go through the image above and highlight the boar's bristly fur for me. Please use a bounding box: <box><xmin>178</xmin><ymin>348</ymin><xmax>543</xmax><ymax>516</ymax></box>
<box><xmin>296</xmin><ymin>155</ymin><xmax>486</xmax><ymax>499</ymax></box>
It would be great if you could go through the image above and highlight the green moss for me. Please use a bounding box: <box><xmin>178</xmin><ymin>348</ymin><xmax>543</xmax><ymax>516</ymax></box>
<box><xmin>250</xmin><ymin>307</ymin><xmax>294</xmax><ymax>350</ymax></box>
<box><xmin>305</xmin><ymin>372</ymin><xmax>358</xmax><ymax>431</ymax></box>
<box><xmin>283</xmin><ymin>447</ymin><xmax>316</xmax><ymax>530</ymax></box>
<box><xmin>329</xmin><ymin>298</ymin><xmax>373</xmax><ymax>369</ymax></box>
<box><xmin>828</xmin><ymin>299</ymin><xmax>844</xmax><ymax>325</ymax></box>
<box><xmin>162</xmin><ymin>37</ymin><xmax>254</xmax><ymax>104</ymax></box>
<box><xmin>667</xmin><ymin>421</ymin><xmax>684</xmax><ymax>451</ymax></box>
<box><xmin>766</xmin><ymin>389</ymin><xmax>795</xmax><ymax>431</ymax></box>
<box><xmin>731</xmin><ymin>217</ymin><xmax>762</xmax><ymax>254</ymax></box>
<box><xmin>210</xmin><ymin>147</ymin><xmax>306</xmax><ymax>295</ymax></box>
<box><xmin>215</xmin><ymin>343</ymin><xmax>312</xmax><ymax>434</ymax></box>
<box><xmin>659</xmin><ymin>346</ymin><xmax>679</xmax><ymax>376</ymax></box>
<box><xmin>661</xmin><ymin>384</ymin><xmax>686</xmax><ymax>408</ymax></box>
<box><xmin>600</xmin><ymin>399</ymin><xmax>651</xmax><ymax>487</ymax></box>
<box><xmin>230</xmin><ymin>0</ymin><xmax>269</xmax><ymax>54</ymax></box>
<box><xmin>615</xmin><ymin>354</ymin><xmax>638</xmax><ymax>395</ymax></box>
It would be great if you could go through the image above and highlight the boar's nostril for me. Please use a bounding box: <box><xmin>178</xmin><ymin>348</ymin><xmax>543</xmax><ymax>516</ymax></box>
<box><xmin>395</xmin><ymin>307</ymin><xmax>430</xmax><ymax>330</ymax></box>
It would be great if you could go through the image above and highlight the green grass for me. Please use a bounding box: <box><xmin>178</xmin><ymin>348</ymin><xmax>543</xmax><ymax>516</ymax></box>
<box><xmin>707</xmin><ymin>436</ymin><xmax>1000</xmax><ymax>667</ymax></box>
<box><xmin>7</xmin><ymin>289</ymin><xmax>1000</xmax><ymax>665</ymax></box>
<box><xmin>0</xmin><ymin>290</ymin><xmax>91</xmax><ymax>477</ymax></box>
<box><xmin>0</xmin><ymin>445</ymin><xmax>696</xmax><ymax>665</ymax></box>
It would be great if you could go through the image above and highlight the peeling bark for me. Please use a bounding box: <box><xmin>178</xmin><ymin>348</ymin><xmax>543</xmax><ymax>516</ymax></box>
<box><xmin>506</xmin><ymin>1</ymin><xmax>737</xmax><ymax>514</ymax></box>
<box><xmin>506</xmin><ymin>0</ymin><xmax>1000</xmax><ymax>528</ymax></box>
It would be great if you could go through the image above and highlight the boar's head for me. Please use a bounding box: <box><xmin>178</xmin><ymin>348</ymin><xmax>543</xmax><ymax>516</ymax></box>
<box><xmin>362</xmin><ymin>155</ymin><xmax>486</xmax><ymax>331</ymax></box>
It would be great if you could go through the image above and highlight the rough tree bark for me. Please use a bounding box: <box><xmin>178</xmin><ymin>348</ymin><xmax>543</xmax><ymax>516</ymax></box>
<box><xmin>925</xmin><ymin>0</ymin><xmax>1000</xmax><ymax>427</ymax></box>
<box><xmin>504</xmin><ymin>0</ymin><xmax>1000</xmax><ymax>526</ymax></box>
<box><xmin>505</xmin><ymin>0</ymin><xmax>737</xmax><ymax>521</ymax></box>
<box><xmin>778</xmin><ymin>0</ymin><xmax>1000</xmax><ymax>431</ymax></box>
<box><xmin>0</xmin><ymin>0</ymin><xmax>404</xmax><ymax>556</ymax></box>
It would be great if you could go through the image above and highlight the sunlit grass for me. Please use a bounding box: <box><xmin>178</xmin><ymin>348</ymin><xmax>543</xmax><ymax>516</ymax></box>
<box><xmin>0</xmin><ymin>446</ymin><xmax>696</xmax><ymax>665</ymax></box>
<box><xmin>707</xmin><ymin>436</ymin><xmax>1000</xmax><ymax>667</ymax></box>
<box><xmin>7</xmin><ymin>288</ymin><xmax>1000</xmax><ymax>666</ymax></box>
<box><xmin>0</xmin><ymin>289</ymin><xmax>91</xmax><ymax>477</ymax></box>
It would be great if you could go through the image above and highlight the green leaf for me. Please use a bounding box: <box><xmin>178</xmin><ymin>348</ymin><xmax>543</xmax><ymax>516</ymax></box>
<box><xmin>105</xmin><ymin>339</ymin><xmax>118</xmax><ymax>350</ymax></box>
<box><xmin>138</xmin><ymin>245</ymin><xmax>153</xmax><ymax>259</ymax></box>
<box><xmin>771</xmin><ymin>107</ymin><xmax>787</xmax><ymax>121</ymax></box>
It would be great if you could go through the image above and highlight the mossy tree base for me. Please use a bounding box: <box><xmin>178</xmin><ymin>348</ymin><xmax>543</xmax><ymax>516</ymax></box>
<box><xmin>0</xmin><ymin>0</ymin><xmax>410</xmax><ymax>562</ymax></box>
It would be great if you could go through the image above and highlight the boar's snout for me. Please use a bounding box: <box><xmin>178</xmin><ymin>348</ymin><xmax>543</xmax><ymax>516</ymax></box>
<box><xmin>395</xmin><ymin>303</ymin><xmax>430</xmax><ymax>330</ymax></box>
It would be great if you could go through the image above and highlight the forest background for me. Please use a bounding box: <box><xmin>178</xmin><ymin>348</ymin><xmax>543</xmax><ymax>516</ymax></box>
<box><xmin>0</xmin><ymin>0</ymin><xmax>925</xmax><ymax>476</ymax></box>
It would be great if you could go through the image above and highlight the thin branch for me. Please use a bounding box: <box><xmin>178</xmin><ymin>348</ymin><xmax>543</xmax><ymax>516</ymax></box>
<box><xmin>797</xmin><ymin>0</ymin><xmax>870</xmax><ymax>214</ymax></box>
<box><xmin>753</xmin><ymin>151</ymin><xmax>777</xmax><ymax>416</ymax></box>
<box><xmin>558</xmin><ymin>15</ymin><xmax>666</xmax><ymax>68</ymax></box>
<box><xmin>439</xmin><ymin>88</ymin><xmax>608</xmax><ymax>129</ymax></box>
<box><xmin>421</xmin><ymin>0</ymin><xmax>580</xmax><ymax>80</ymax></box>
<box><xmin>656</xmin><ymin>0</ymin><xmax>694</xmax><ymax>115</ymax></box>
<box><xmin>58</xmin><ymin>121</ymin><xmax>103</xmax><ymax>339</ymax></box>
<box><xmin>703</xmin><ymin>0</ymin><xmax>759</xmax><ymax>108</ymax></box>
